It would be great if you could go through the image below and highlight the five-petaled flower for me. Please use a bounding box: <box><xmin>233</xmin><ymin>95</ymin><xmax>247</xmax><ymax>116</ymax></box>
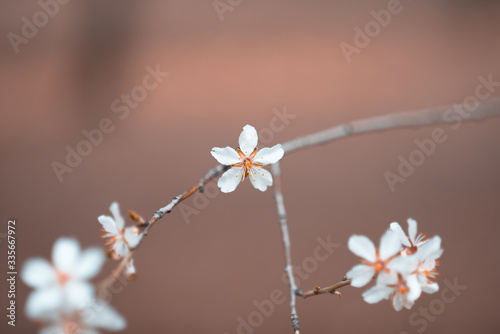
<box><xmin>98</xmin><ymin>202</ymin><xmax>142</xmax><ymax>258</ymax></box>
<box><xmin>346</xmin><ymin>230</ymin><xmax>402</xmax><ymax>287</ymax></box>
<box><xmin>21</xmin><ymin>237</ymin><xmax>105</xmax><ymax>320</ymax></box>
<box><xmin>211</xmin><ymin>124</ymin><xmax>284</xmax><ymax>193</ymax></box>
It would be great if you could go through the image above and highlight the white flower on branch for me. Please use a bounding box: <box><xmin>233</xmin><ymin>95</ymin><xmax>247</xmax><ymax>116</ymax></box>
<box><xmin>346</xmin><ymin>220</ymin><xmax>444</xmax><ymax>311</ymax></box>
<box><xmin>211</xmin><ymin>124</ymin><xmax>284</xmax><ymax>193</ymax></box>
<box><xmin>21</xmin><ymin>237</ymin><xmax>105</xmax><ymax>320</ymax></box>
<box><xmin>346</xmin><ymin>230</ymin><xmax>401</xmax><ymax>287</ymax></box>
<box><xmin>98</xmin><ymin>202</ymin><xmax>142</xmax><ymax>258</ymax></box>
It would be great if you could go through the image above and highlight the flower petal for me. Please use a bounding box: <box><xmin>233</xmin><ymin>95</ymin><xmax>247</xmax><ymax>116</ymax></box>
<box><xmin>52</xmin><ymin>238</ymin><xmax>80</xmax><ymax>274</ymax></box>
<box><xmin>217</xmin><ymin>167</ymin><xmax>243</xmax><ymax>193</ymax></box>
<box><xmin>407</xmin><ymin>218</ymin><xmax>417</xmax><ymax>244</ymax></box>
<box><xmin>387</xmin><ymin>254</ymin><xmax>419</xmax><ymax>276</ymax></box>
<box><xmin>21</xmin><ymin>258</ymin><xmax>57</xmax><ymax>288</ymax></box>
<box><xmin>238</xmin><ymin>125</ymin><xmax>258</xmax><ymax>153</ymax></box>
<box><xmin>406</xmin><ymin>274</ymin><xmax>422</xmax><ymax>302</ymax></box>
<box><xmin>348</xmin><ymin>235</ymin><xmax>376</xmax><ymax>262</ymax></box>
<box><xmin>389</xmin><ymin>222</ymin><xmax>411</xmax><ymax>247</ymax></box>
<box><xmin>74</xmin><ymin>248</ymin><xmax>105</xmax><ymax>280</ymax></box>
<box><xmin>124</xmin><ymin>227</ymin><xmax>142</xmax><ymax>248</ymax></box>
<box><xmin>82</xmin><ymin>302</ymin><xmax>126</xmax><ymax>331</ymax></box>
<box><xmin>421</xmin><ymin>282</ymin><xmax>439</xmax><ymax>294</ymax></box>
<box><xmin>98</xmin><ymin>215</ymin><xmax>119</xmax><ymax>236</ymax></box>
<box><xmin>346</xmin><ymin>264</ymin><xmax>375</xmax><ymax>287</ymax></box>
<box><xmin>249</xmin><ymin>167</ymin><xmax>273</xmax><ymax>192</ymax></box>
<box><xmin>113</xmin><ymin>239</ymin><xmax>128</xmax><ymax>258</ymax></box>
<box><xmin>362</xmin><ymin>285</ymin><xmax>393</xmax><ymax>304</ymax></box>
<box><xmin>25</xmin><ymin>286</ymin><xmax>64</xmax><ymax>319</ymax></box>
<box><xmin>110</xmin><ymin>202</ymin><xmax>124</xmax><ymax>230</ymax></box>
<box><xmin>210</xmin><ymin>147</ymin><xmax>241</xmax><ymax>165</ymax></box>
<box><xmin>255</xmin><ymin>144</ymin><xmax>284</xmax><ymax>165</ymax></box>
<box><xmin>418</xmin><ymin>236</ymin><xmax>442</xmax><ymax>262</ymax></box>
<box><xmin>379</xmin><ymin>229</ymin><xmax>401</xmax><ymax>260</ymax></box>
<box><xmin>64</xmin><ymin>281</ymin><xmax>95</xmax><ymax>311</ymax></box>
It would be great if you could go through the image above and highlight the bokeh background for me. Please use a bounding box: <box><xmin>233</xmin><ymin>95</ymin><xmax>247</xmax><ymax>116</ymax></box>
<box><xmin>1</xmin><ymin>0</ymin><xmax>500</xmax><ymax>333</ymax></box>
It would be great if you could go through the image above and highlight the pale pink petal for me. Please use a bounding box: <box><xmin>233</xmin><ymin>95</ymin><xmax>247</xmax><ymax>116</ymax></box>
<box><xmin>98</xmin><ymin>215</ymin><xmax>119</xmax><ymax>236</ymax></box>
<box><xmin>210</xmin><ymin>147</ymin><xmax>241</xmax><ymax>165</ymax></box>
<box><xmin>389</xmin><ymin>222</ymin><xmax>411</xmax><ymax>247</ymax></box>
<box><xmin>346</xmin><ymin>264</ymin><xmax>375</xmax><ymax>287</ymax></box>
<box><xmin>407</xmin><ymin>218</ymin><xmax>418</xmax><ymax>244</ymax></box>
<box><xmin>348</xmin><ymin>235</ymin><xmax>376</xmax><ymax>262</ymax></box>
<box><xmin>52</xmin><ymin>238</ymin><xmax>80</xmax><ymax>274</ymax></box>
<box><xmin>379</xmin><ymin>229</ymin><xmax>401</xmax><ymax>260</ymax></box>
<box><xmin>217</xmin><ymin>167</ymin><xmax>243</xmax><ymax>193</ymax></box>
<box><xmin>255</xmin><ymin>144</ymin><xmax>284</xmax><ymax>164</ymax></box>
<box><xmin>362</xmin><ymin>285</ymin><xmax>393</xmax><ymax>304</ymax></box>
<box><xmin>238</xmin><ymin>125</ymin><xmax>258</xmax><ymax>153</ymax></box>
<box><xmin>21</xmin><ymin>258</ymin><xmax>57</xmax><ymax>288</ymax></box>
<box><xmin>25</xmin><ymin>286</ymin><xmax>64</xmax><ymax>319</ymax></box>
<box><xmin>109</xmin><ymin>202</ymin><xmax>124</xmax><ymax>230</ymax></box>
<box><xmin>393</xmin><ymin>295</ymin><xmax>403</xmax><ymax>311</ymax></box>
<box><xmin>74</xmin><ymin>248</ymin><xmax>105</xmax><ymax>280</ymax></box>
<box><xmin>249</xmin><ymin>167</ymin><xmax>273</xmax><ymax>192</ymax></box>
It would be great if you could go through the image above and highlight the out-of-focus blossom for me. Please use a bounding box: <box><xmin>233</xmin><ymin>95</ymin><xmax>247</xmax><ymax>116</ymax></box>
<box><xmin>98</xmin><ymin>202</ymin><xmax>142</xmax><ymax>258</ymax></box>
<box><xmin>38</xmin><ymin>300</ymin><xmax>125</xmax><ymax>334</ymax></box>
<box><xmin>211</xmin><ymin>124</ymin><xmax>284</xmax><ymax>193</ymax></box>
<box><xmin>346</xmin><ymin>230</ymin><xmax>401</xmax><ymax>287</ymax></box>
<box><xmin>21</xmin><ymin>238</ymin><xmax>105</xmax><ymax>320</ymax></box>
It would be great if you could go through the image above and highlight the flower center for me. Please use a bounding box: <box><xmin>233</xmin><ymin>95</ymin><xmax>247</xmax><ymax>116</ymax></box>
<box><xmin>233</xmin><ymin>148</ymin><xmax>264</xmax><ymax>181</ymax></box>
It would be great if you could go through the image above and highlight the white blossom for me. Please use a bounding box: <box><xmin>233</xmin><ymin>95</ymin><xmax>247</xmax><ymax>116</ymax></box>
<box><xmin>346</xmin><ymin>230</ymin><xmax>401</xmax><ymax>287</ymax></box>
<box><xmin>98</xmin><ymin>202</ymin><xmax>142</xmax><ymax>258</ymax></box>
<box><xmin>211</xmin><ymin>124</ymin><xmax>284</xmax><ymax>193</ymax></box>
<box><xmin>21</xmin><ymin>238</ymin><xmax>105</xmax><ymax>320</ymax></box>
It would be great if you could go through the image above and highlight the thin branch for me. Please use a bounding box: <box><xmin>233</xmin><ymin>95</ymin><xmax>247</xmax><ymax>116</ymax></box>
<box><xmin>98</xmin><ymin>164</ymin><xmax>229</xmax><ymax>292</ymax></box>
<box><xmin>271</xmin><ymin>162</ymin><xmax>300</xmax><ymax>334</ymax></box>
<box><xmin>300</xmin><ymin>278</ymin><xmax>352</xmax><ymax>299</ymax></box>
<box><xmin>282</xmin><ymin>96</ymin><xmax>500</xmax><ymax>154</ymax></box>
<box><xmin>98</xmin><ymin>96</ymin><xmax>500</xmax><ymax>304</ymax></box>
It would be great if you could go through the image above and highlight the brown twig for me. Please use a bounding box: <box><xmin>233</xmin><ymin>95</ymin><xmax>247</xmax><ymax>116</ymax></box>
<box><xmin>300</xmin><ymin>278</ymin><xmax>352</xmax><ymax>299</ymax></box>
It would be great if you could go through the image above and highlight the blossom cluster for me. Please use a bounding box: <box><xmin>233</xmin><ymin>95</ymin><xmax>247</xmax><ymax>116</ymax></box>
<box><xmin>346</xmin><ymin>218</ymin><xmax>443</xmax><ymax>311</ymax></box>
<box><xmin>21</xmin><ymin>238</ymin><xmax>125</xmax><ymax>334</ymax></box>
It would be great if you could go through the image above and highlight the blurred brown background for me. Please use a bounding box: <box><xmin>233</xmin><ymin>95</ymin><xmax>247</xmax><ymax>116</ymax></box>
<box><xmin>1</xmin><ymin>0</ymin><xmax>500</xmax><ymax>333</ymax></box>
